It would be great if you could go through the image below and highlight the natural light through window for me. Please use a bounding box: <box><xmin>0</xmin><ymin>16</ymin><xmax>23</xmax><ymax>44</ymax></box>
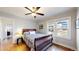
<box><xmin>48</xmin><ymin>17</ymin><xmax>71</xmax><ymax>40</ymax></box>
<box><xmin>56</xmin><ymin>20</ymin><xmax>69</xmax><ymax>38</ymax></box>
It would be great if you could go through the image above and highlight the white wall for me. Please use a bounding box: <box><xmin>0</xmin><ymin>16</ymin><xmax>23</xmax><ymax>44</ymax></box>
<box><xmin>13</xmin><ymin>19</ymin><xmax>36</xmax><ymax>39</ymax></box>
<box><xmin>0</xmin><ymin>17</ymin><xmax>37</xmax><ymax>41</ymax></box>
<box><xmin>36</xmin><ymin>8</ymin><xmax>77</xmax><ymax>50</ymax></box>
<box><xmin>0</xmin><ymin>19</ymin><xmax>3</xmax><ymax>41</ymax></box>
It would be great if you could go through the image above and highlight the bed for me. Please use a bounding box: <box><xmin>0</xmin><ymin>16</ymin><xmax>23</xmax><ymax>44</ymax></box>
<box><xmin>22</xmin><ymin>29</ymin><xmax>53</xmax><ymax>51</ymax></box>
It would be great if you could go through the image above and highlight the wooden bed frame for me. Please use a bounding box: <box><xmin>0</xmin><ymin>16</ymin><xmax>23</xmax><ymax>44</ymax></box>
<box><xmin>22</xmin><ymin>29</ymin><xmax>36</xmax><ymax>34</ymax></box>
<box><xmin>22</xmin><ymin>29</ymin><xmax>53</xmax><ymax>51</ymax></box>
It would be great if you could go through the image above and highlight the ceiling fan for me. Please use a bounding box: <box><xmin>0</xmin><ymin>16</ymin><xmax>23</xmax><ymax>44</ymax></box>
<box><xmin>25</xmin><ymin>7</ymin><xmax>44</xmax><ymax>18</ymax></box>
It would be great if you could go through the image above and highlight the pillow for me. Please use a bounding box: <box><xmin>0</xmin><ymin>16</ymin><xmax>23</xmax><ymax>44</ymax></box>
<box><xmin>29</xmin><ymin>31</ymin><xmax>36</xmax><ymax>34</ymax></box>
<box><xmin>24</xmin><ymin>32</ymin><xmax>30</xmax><ymax>35</ymax></box>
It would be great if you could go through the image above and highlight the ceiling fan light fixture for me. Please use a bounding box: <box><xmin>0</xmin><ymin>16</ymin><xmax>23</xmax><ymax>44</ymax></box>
<box><xmin>32</xmin><ymin>13</ymin><xmax>36</xmax><ymax>16</ymax></box>
<box><xmin>25</xmin><ymin>7</ymin><xmax>44</xmax><ymax>19</ymax></box>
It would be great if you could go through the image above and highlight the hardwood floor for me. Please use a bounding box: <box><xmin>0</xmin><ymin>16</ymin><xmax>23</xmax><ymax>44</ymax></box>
<box><xmin>0</xmin><ymin>39</ymin><xmax>30</xmax><ymax>51</ymax></box>
<box><xmin>47</xmin><ymin>43</ymin><xmax>74</xmax><ymax>51</ymax></box>
<box><xmin>0</xmin><ymin>39</ymin><xmax>74</xmax><ymax>51</ymax></box>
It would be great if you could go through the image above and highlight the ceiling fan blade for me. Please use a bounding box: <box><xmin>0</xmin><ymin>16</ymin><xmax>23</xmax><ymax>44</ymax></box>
<box><xmin>33</xmin><ymin>7</ymin><xmax>40</xmax><ymax>12</ymax></box>
<box><xmin>36</xmin><ymin>13</ymin><xmax>44</xmax><ymax>16</ymax></box>
<box><xmin>36</xmin><ymin>7</ymin><xmax>40</xmax><ymax>11</ymax></box>
<box><xmin>25</xmin><ymin>13</ymin><xmax>32</xmax><ymax>15</ymax></box>
<box><xmin>25</xmin><ymin>7</ymin><xmax>32</xmax><ymax>12</ymax></box>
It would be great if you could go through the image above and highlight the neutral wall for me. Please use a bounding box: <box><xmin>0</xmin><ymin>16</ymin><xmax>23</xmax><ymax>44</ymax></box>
<box><xmin>0</xmin><ymin>19</ymin><xmax>3</xmax><ymax>40</ymax></box>
<box><xmin>13</xmin><ymin>18</ymin><xmax>36</xmax><ymax>40</ymax></box>
<box><xmin>0</xmin><ymin>17</ymin><xmax>37</xmax><ymax>42</ymax></box>
<box><xmin>36</xmin><ymin>8</ymin><xmax>77</xmax><ymax>50</ymax></box>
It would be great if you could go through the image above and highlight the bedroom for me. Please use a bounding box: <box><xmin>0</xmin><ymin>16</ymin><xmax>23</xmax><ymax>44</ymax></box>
<box><xmin>0</xmin><ymin>7</ymin><xmax>78</xmax><ymax>51</ymax></box>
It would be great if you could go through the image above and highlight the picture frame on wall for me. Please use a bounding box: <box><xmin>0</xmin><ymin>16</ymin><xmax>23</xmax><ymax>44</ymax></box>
<box><xmin>39</xmin><ymin>24</ymin><xmax>43</xmax><ymax>29</ymax></box>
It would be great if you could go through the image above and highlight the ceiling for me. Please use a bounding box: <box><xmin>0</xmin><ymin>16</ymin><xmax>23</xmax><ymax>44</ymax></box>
<box><xmin>0</xmin><ymin>7</ymin><xmax>75</xmax><ymax>21</ymax></box>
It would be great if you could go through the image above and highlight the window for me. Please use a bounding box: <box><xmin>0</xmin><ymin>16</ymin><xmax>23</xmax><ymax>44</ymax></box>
<box><xmin>48</xmin><ymin>25</ymin><xmax>54</xmax><ymax>32</ymax></box>
<box><xmin>47</xmin><ymin>17</ymin><xmax>71</xmax><ymax>39</ymax></box>
<box><xmin>47</xmin><ymin>22</ymin><xmax>55</xmax><ymax>34</ymax></box>
<box><xmin>76</xmin><ymin>19</ymin><xmax>79</xmax><ymax>29</ymax></box>
<box><xmin>55</xmin><ymin>20</ymin><xmax>70</xmax><ymax>39</ymax></box>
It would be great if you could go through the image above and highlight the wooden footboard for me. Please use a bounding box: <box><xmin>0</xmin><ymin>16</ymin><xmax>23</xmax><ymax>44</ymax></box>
<box><xmin>34</xmin><ymin>35</ymin><xmax>53</xmax><ymax>51</ymax></box>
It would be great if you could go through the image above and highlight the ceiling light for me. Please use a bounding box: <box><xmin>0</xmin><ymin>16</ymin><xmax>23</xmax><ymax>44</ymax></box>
<box><xmin>32</xmin><ymin>13</ymin><xmax>36</xmax><ymax>16</ymax></box>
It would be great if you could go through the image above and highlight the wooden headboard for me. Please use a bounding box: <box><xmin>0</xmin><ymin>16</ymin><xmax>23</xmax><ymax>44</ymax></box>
<box><xmin>22</xmin><ymin>29</ymin><xmax>36</xmax><ymax>34</ymax></box>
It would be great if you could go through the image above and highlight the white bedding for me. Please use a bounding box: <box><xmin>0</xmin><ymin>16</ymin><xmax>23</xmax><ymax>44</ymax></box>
<box><xmin>24</xmin><ymin>33</ymin><xmax>50</xmax><ymax>43</ymax></box>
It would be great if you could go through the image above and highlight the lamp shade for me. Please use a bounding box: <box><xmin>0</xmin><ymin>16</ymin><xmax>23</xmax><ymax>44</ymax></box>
<box><xmin>15</xmin><ymin>31</ymin><xmax>23</xmax><ymax>37</ymax></box>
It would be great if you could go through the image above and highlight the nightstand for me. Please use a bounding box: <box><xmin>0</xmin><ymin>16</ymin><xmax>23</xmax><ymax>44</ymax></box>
<box><xmin>15</xmin><ymin>30</ymin><xmax>23</xmax><ymax>45</ymax></box>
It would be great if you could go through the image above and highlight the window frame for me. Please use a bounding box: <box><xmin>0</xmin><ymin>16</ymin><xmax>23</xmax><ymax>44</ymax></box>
<box><xmin>47</xmin><ymin>17</ymin><xmax>71</xmax><ymax>40</ymax></box>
